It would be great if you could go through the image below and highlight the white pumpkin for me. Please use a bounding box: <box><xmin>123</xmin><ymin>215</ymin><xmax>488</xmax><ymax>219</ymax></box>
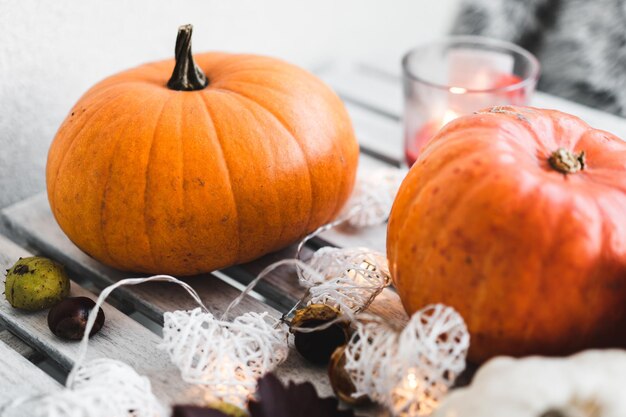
<box><xmin>433</xmin><ymin>350</ymin><xmax>626</xmax><ymax>417</ymax></box>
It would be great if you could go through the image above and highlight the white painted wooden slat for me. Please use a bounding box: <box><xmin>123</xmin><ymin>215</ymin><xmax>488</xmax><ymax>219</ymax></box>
<box><xmin>315</xmin><ymin>153</ymin><xmax>395</xmax><ymax>252</ymax></box>
<box><xmin>357</xmin><ymin>152</ymin><xmax>395</xmax><ymax>173</ymax></box>
<box><xmin>0</xmin><ymin>339</ymin><xmax>60</xmax><ymax>406</ymax></box>
<box><xmin>0</xmin><ymin>234</ymin><xmax>204</xmax><ymax>405</ymax></box>
<box><xmin>321</xmin><ymin>63</ymin><xmax>403</xmax><ymax>120</ymax></box>
<box><xmin>320</xmin><ymin>222</ymin><xmax>387</xmax><ymax>254</ymax></box>
<box><xmin>0</xmin><ymin>328</ymin><xmax>39</xmax><ymax>359</ymax></box>
<box><xmin>0</xmin><ymin>233</ymin><xmax>347</xmax><ymax>408</ymax></box>
<box><xmin>346</xmin><ymin>102</ymin><xmax>403</xmax><ymax>163</ymax></box>
<box><xmin>0</xmin><ymin>206</ymin><xmax>340</xmax><ymax>403</ymax></box>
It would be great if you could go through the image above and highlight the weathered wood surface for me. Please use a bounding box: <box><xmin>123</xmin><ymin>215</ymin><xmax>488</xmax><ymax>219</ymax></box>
<box><xmin>3</xmin><ymin>61</ymin><xmax>622</xmax><ymax>415</ymax></box>
<box><xmin>0</xmin><ymin>234</ymin><xmax>203</xmax><ymax>405</ymax></box>
<box><xmin>345</xmin><ymin>101</ymin><xmax>403</xmax><ymax>164</ymax></box>
<box><xmin>0</xmin><ymin>328</ymin><xmax>39</xmax><ymax>359</ymax></box>
<box><xmin>323</xmin><ymin>63</ymin><xmax>404</xmax><ymax>119</ymax></box>
<box><xmin>0</xmin><ymin>339</ymin><xmax>60</xmax><ymax>406</ymax></box>
<box><xmin>0</xmin><ymin>233</ymin><xmax>337</xmax><ymax>407</ymax></box>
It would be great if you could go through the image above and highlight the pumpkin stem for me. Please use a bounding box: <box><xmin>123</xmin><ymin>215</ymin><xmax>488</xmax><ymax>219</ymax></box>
<box><xmin>167</xmin><ymin>24</ymin><xmax>208</xmax><ymax>91</ymax></box>
<box><xmin>548</xmin><ymin>148</ymin><xmax>585</xmax><ymax>174</ymax></box>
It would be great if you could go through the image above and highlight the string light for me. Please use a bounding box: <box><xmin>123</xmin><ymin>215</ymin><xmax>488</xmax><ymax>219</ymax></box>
<box><xmin>160</xmin><ymin>308</ymin><xmax>288</xmax><ymax>407</ymax></box>
<box><xmin>297</xmin><ymin>247</ymin><xmax>391</xmax><ymax>320</ymax></box>
<box><xmin>343</xmin><ymin>305</ymin><xmax>470</xmax><ymax>417</ymax></box>
<box><xmin>341</xmin><ymin>168</ymin><xmax>405</xmax><ymax>228</ymax></box>
<box><xmin>2</xmin><ymin>166</ymin><xmax>453</xmax><ymax>417</ymax></box>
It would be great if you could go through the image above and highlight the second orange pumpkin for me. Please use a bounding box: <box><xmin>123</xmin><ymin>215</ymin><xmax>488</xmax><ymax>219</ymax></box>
<box><xmin>388</xmin><ymin>106</ymin><xmax>626</xmax><ymax>362</ymax></box>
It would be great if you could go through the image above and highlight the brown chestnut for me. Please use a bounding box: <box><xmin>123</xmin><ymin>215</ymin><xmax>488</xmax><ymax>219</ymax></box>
<box><xmin>47</xmin><ymin>296</ymin><xmax>105</xmax><ymax>340</ymax></box>
<box><xmin>289</xmin><ymin>304</ymin><xmax>350</xmax><ymax>365</ymax></box>
<box><xmin>172</xmin><ymin>403</ymin><xmax>247</xmax><ymax>417</ymax></box>
<box><xmin>328</xmin><ymin>345</ymin><xmax>369</xmax><ymax>405</ymax></box>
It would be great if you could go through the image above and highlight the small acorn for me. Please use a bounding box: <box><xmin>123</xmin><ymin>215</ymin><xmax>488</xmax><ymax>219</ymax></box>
<box><xmin>172</xmin><ymin>402</ymin><xmax>247</xmax><ymax>417</ymax></box>
<box><xmin>4</xmin><ymin>257</ymin><xmax>70</xmax><ymax>310</ymax></box>
<box><xmin>48</xmin><ymin>296</ymin><xmax>105</xmax><ymax>340</ymax></box>
<box><xmin>328</xmin><ymin>345</ymin><xmax>369</xmax><ymax>405</ymax></box>
<box><xmin>289</xmin><ymin>304</ymin><xmax>350</xmax><ymax>365</ymax></box>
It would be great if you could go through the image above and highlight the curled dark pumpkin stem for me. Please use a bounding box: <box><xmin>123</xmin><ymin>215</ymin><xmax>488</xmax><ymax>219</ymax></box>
<box><xmin>167</xmin><ymin>24</ymin><xmax>208</xmax><ymax>91</ymax></box>
<box><xmin>548</xmin><ymin>148</ymin><xmax>586</xmax><ymax>174</ymax></box>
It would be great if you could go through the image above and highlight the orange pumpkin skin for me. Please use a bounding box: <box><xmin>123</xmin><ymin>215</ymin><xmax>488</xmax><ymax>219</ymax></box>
<box><xmin>47</xmin><ymin>53</ymin><xmax>358</xmax><ymax>275</ymax></box>
<box><xmin>388</xmin><ymin>106</ymin><xmax>626</xmax><ymax>362</ymax></box>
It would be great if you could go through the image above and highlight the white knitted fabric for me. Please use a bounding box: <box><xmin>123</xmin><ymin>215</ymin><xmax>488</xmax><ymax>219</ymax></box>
<box><xmin>9</xmin><ymin>358</ymin><xmax>165</xmax><ymax>417</ymax></box>
<box><xmin>390</xmin><ymin>305</ymin><xmax>470</xmax><ymax>417</ymax></box>
<box><xmin>299</xmin><ymin>246</ymin><xmax>391</xmax><ymax>319</ymax></box>
<box><xmin>2</xmin><ymin>358</ymin><xmax>164</xmax><ymax>417</ymax></box>
<box><xmin>160</xmin><ymin>308</ymin><xmax>288</xmax><ymax>406</ymax></box>
<box><xmin>343</xmin><ymin>317</ymin><xmax>399</xmax><ymax>402</ymax></box>
<box><xmin>294</xmin><ymin>168</ymin><xmax>405</xmax><ymax>267</ymax></box>
<box><xmin>342</xmin><ymin>168</ymin><xmax>406</xmax><ymax>228</ymax></box>
<box><xmin>344</xmin><ymin>304</ymin><xmax>470</xmax><ymax>417</ymax></box>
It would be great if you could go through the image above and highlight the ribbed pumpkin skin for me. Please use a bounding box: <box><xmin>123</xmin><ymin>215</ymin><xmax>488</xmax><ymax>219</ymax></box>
<box><xmin>47</xmin><ymin>53</ymin><xmax>359</xmax><ymax>275</ymax></box>
<box><xmin>388</xmin><ymin>106</ymin><xmax>626</xmax><ymax>362</ymax></box>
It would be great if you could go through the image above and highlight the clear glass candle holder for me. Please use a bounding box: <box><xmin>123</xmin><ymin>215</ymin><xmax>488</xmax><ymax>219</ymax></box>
<box><xmin>402</xmin><ymin>36</ymin><xmax>540</xmax><ymax>166</ymax></box>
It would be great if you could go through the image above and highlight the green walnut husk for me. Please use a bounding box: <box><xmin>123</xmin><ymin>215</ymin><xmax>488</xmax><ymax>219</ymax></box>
<box><xmin>5</xmin><ymin>257</ymin><xmax>70</xmax><ymax>311</ymax></box>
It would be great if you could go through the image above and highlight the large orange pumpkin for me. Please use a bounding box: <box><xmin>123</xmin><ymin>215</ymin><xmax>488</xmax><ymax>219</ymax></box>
<box><xmin>46</xmin><ymin>25</ymin><xmax>359</xmax><ymax>275</ymax></box>
<box><xmin>388</xmin><ymin>106</ymin><xmax>626</xmax><ymax>362</ymax></box>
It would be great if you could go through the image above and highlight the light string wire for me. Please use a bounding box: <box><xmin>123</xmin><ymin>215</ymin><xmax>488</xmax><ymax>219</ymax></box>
<box><xmin>0</xmin><ymin>275</ymin><xmax>205</xmax><ymax>417</ymax></box>
<box><xmin>221</xmin><ymin>258</ymin><xmax>356</xmax><ymax>334</ymax></box>
<box><xmin>344</xmin><ymin>305</ymin><xmax>470</xmax><ymax>417</ymax></box>
<box><xmin>294</xmin><ymin>205</ymin><xmax>362</xmax><ymax>266</ymax></box>
<box><xmin>0</xmin><ymin>167</ymin><xmax>406</xmax><ymax>416</ymax></box>
<box><xmin>67</xmin><ymin>275</ymin><xmax>210</xmax><ymax>388</ymax></box>
<box><xmin>68</xmin><ymin>166</ymin><xmax>403</xmax><ymax>370</ymax></box>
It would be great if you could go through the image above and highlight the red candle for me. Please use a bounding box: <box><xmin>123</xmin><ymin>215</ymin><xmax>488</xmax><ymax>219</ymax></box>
<box><xmin>405</xmin><ymin>73</ymin><xmax>525</xmax><ymax>167</ymax></box>
<box><xmin>494</xmin><ymin>73</ymin><xmax>526</xmax><ymax>104</ymax></box>
<box><xmin>406</xmin><ymin>110</ymin><xmax>459</xmax><ymax>167</ymax></box>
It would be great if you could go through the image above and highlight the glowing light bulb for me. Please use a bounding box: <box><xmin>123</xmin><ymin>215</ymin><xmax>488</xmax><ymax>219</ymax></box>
<box><xmin>441</xmin><ymin>110</ymin><xmax>459</xmax><ymax>126</ymax></box>
<box><xmin>449</xmin><ymin>86</ymin><xmax>467</xmax><ymax>94</ymax></box>
<box><xmin>406</xmin><ymin>371</ymin><xmax>419</xmax><ymax>390</ymax></box>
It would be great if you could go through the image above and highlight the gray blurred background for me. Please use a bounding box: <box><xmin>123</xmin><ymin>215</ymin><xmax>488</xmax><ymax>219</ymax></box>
<box><xmin>0</xmin><ymin>0</ymin><xmax>460</xmax><ymax>209</ymax></box>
